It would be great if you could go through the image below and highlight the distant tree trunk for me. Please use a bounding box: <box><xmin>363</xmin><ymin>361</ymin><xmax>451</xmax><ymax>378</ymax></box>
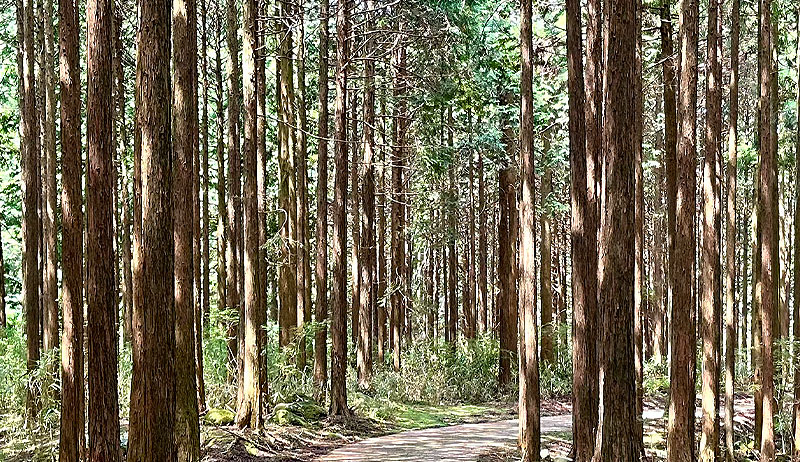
<box><xmin>467</xmin><ymin>124</ymin><xmax>477</xmax><ymax>339</ymax></box>
<box><xmin>540</xmin><ymin>167</ymin><xmax>553</xmax><ymax>364</ymax></box>
<box><xmin>446</xmin><ymin>107</ymin><xmax>457</xmax><ymax>346</ymax></box>
<box><xmin>633</xmin><ymin>0</ymin><xmax>644</xmax><ymax>446</ymax></box>
<box><xmin>277</xmin><ymin>0</ymin><xmax>298</xmax><ymax>350</ymax></box>
<box><xmin>753</xmin><ymin>161</ymin><xmax>763</xmax><ymax>447</ymax></box>
<box><xmin>42</xmin><ymin>0</ymin><xmax>57</xmax><ymax>355</ymax></box>
<box><xmin>758</xmin><ymin>0</ymin><xmax>776</xmax><ymax>457</ymax></box>
<box><xmin>173</xmin><ymin>0</ymin><xmax>201</xmax><ymax>454</ymax></box>
<box><xmin>518</xmin><ymin>0</ymin><xmax>540</xmax><ymax>459</ymax></box>
<box><xmin>668</xmin><ymin>0</ymin><xmax>699</xmax><ymax>454</ymax></box>
<box><xmin>330</xmin><ymin>0</ymin><xmax>350</xmax><ymax>416</ymax></box>
<box><xmin>255</xmin><ymin>0</ymin><xmax>268</xmax><ymax>404</ymax></box>
<box><xmin>314</xmin><ymin>0</ymin><xmax>330</xmax><ymax>402</ymax></box>
<box><xmin>593</xmin><ymin>0</ymin><xmax>640</xmax><ymax>457</ymax></box>
<box><xmin>699</xmin><ymin>0</ymin><xmax>722</xmax><ymax>457</ymax></box>
<box><xmin>236</xmin><ymin>0</ymin><xmax>262</xmax><ymax>428</ymax></box>
<box><xmin>58</xmin><ymin>0</ymin><xmax>84</xmax><ymax>453</ymax></box>
<box><xmin>350</xmin><ymin>90</ymin><xmax>361</xmax><ymax>349</ymax></box>
<box><xmin>497</xmin><ymin>99</ymin><xmax>517</xmax><ymax>389</ymax></box>
<box><xmin>297</xmin><ymin>5</ymin><xmax>312</xmax><ymax>372</ymax></box>
<box><xmin>128</xmin><ymin>0</ymin><xmax>175</xmax><ymax>454</ymax></box>
<box><xmin>793</xmin><ymin>9</ymin><xmax>800</xmax><ymax>461</ymax></box>
<box><xmin>20</xmin><ymin>0</ymin><xmax>42</xmax><ymax>419</ymax></box>
<box><xmin>86</xmin><ymin>0</ymin><xmax>121</xmax><ymax>456</ymax></box>
<box><xmin>377</xmin><ymin>117</ymin><xmax>388</xmax><ymax>363</ymax></box>
<box><xmin>358</xmin><ymin>0</ymin><xmax>376</xmax><ymax>389</ymax></box>
<box><xmin>213</xmin><ymin>0</ymin><xmax>227</xmax><ymax>349</ymax></box>
<box><xmin>391</xmin><ymin>42</ymin><xmax>407</xmax><ymax>370</ymax></box>
<box><xmin>478</xmin><ymin>148</ymin><xmax>487</xmax><ymax>333</ymax></box>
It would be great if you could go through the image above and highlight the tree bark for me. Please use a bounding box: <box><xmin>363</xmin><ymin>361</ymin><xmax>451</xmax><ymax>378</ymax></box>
<box><xmin>21</xmin><ymin>0</ymin><xmax>41</xmax><ymax>419</ymax></box>
<box><xmin>314</xmin><ymin>0</ymin><xmax>330</xmax><ymax>402</ymax></box>
<box><xmin>173</xmin><ymin>0</ymin><xmax>201</xmax><ymax>453</ymax></box>
<box><xmin>58</xmin><ymin>0</ymin><xmax>84</xmax><ymax>454</ymax></box>
<box><xmin>213</xmin><ymin>0</ymin><xmax>227</xmax><ymax>357</ymax></box>
<box><xmin>197</xmin><ymin>0</ymin><xmax>209</xmax><ymax>414</ymax></box>
<box><xmin>236</xmin><ymin>0</ymin><xmax>262</xmax><ymax>428</ymax></box>
<box><xmin>42</xmin><ymin>0</ymin><xmax>57</xmax><ymax>355</ymax></box>
<box><xmin>330</xmin><ymin>0</ymin><xmax>350</xmax><ymax>416</ymax></box>
<box><xmin>478</xmin><ymin>148</ymin><xmax>487</xmax><ymax>334</ymax></box>
<box><xmin>391</xmin><ymin>41</ymin><xmax>407</xmax><ymax>370</ymax></box>
<box><xmin>497</xmin><ymin>101</ymin><xmax>517</xmax><ymax>389</ymax></box>
<box><xmin>668</xmin><ymin>0</ymin><xmax>699</xmax><ymax>454</ymax></box>
<box><xmin>758</xmin><ymin>0</ymin><xmax>776</xmax><ymax>457</ymax></box>
<box><xmin>519</xmin><ymin>0</ymin><xmax>540</xmax><ymax>459</ymax></box>
<box><xmin>87</xmin><ymin>0</ymin><xmax>121</xmax><ymax>455</ymax></box>
<box><xmin>297</xmin><ymin>4</ymin><xmax>312</xmax><ymax>372</ymax></box>
<box><xmin>128</xmin><ymin>0</ymin><xmax>175</xmax><ymax>453</ymax></box>
<box><xmin>540</xmin><ymin>167</ymin><xmax>553</xmax><ymax>365</ymax></box>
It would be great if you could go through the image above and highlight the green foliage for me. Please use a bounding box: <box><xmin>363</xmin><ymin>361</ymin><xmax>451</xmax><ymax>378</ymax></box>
<box><xmin>367</xmin><ymin>335</ymin><xmax>502</xmax><ymax>405</ymax></box>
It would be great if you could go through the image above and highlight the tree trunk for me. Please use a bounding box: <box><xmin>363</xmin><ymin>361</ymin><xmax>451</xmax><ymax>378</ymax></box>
<box><xmin>358</xmin><ymin>0</ymin><xmax>376</xmax><ymax>389</ymax></box>
<box><xmin>518</xmin><ymin>1</ymin><xmax>540</xmax><ymax>459</ymax></box>
<box><xmin>58</xmin><ymin>0</ymin><xmax>84</xmax><ymax>453</ymax></box>
<box><xmin>633</xmin><ymin>0</ymin><xmax>644</xmax><ymax>446</ymax></box>
<box><xmin>197</xmin><ymin>0</ymin><xmax>209</xmax><ymax>414</ymax></box>
<box><xmin>297</xmin><ymin>4</ymin><xmax>312</xmax><ymax>372</ymax></box>
<box><xmin>593</xmin><ymin>0</ymin><xmax>640</xmax><ymax>456</ymax></box>
<box><xmin>21</xmin><ymin>0</ymin><xmax>42</xmax><ymax>419</ymax></box>
<box><xmin>173</xmin><ymin>0</ymin><xmax>201</xmax><ymax>454</ymax></box>
<box><xmin>277</xmin><ymin>0</ymin><xmax>298</xmax><ymax>350</ymax></box>
<box><xmin>128</xmin><ymin>0</ymin><xmax>175</xmax><ymax>454</ymax></box>
<box><xmin>446</xmin><ymin>107</ymin><xmax>457</xmax><ymax>346</ymax></box>
<box><xmin>391</xmin><ymin>42</ymin><xmax>407</xmax><ymax>370</ymax></box>
<box><xmin>42</xmin><ymin>0</ymin><xmax>57</xmax><ymax>355</ymax></box>
<box><xmin>330</xmin><ymin>0</ymin><xmax>350</xmax><ymax>416</ymax></box>
<box><xmin>699</xmin><ymin>0</ymin><xmax>722</xmax><ymax>457</ymax></box>
<box><xmin>224</xmin><ymin>0</ymin><xmax>241</xmax><ymax>380</ymax></box>
<box><xmin>540</xmin><ymin>167</ymin><xmax>553</xmax><ymax>364</ymax></box>
<box><xmin>478</xmin><ymin>148</ymin><xmax>487</xmax><ymax>334</ymax></box>
<box><xmin>86</xmin><ymin>0</ymin><xmax>121</xmax><ymax>456</ymax></box>
<box><xmin>213</xmin><ymin>0</ymin><xmax>227</xmax><ymax>357</ymax></box>
<box><xmin>758</xmin><ymin>0</ymin><xmax>776</xmax><ymax>456</ymax></box>
<box><xmin>377</xmin><ymin>110</ymin><xmax>388</xmax><ymax>363</ymax></box>
<box><xmin>668</xmin><ymin>0</ymin><xmax>699</xmax><ymax>454</ymax></box>
<box><xmin>497</xmin><ymin>101</ymin><xmax>517</xmax><ymax>389</ymax></box>
<box><xmin>236</xmin><ymin>0</ymin><xmax>262</xmax><ymax>428</ymax></box>
<box><xmin>314</xmin><ymin>0</ymin><xmax>330</xmax><ymax>402</ymax></box>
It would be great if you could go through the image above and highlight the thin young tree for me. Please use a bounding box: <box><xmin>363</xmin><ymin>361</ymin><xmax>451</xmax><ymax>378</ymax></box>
<box><xmin>668</xmin><ymin>0</ymin><xmax>699</xmax><ymax>454</ymax></box>
<box><xmin>87</xmin><ymin>0</ymin><xmax>120</xmax><ymax>455</ymax></box>
<box><xmin>330</xmin><ymin>0</ymin><xmax>350</xmax><ymax>416</ymax></box>
<box><xmin>519</xmin><ymin>0</ymin><xmax>540</xmax><ymax>459</ymax></box>
<box><xmin>173</xmin><ymin>0</ymin><xmax>200</xmax><ymax>453</ymax></box>
<box><xmin>58</xmin><ymin>0</ymin><xmax>84</xmax><ymax>454</ymax></box>
<box><xmin>699</xmin><ymin>0</ymin><xmax>722</xmax><ymax>457</ymax></box>
<box><xmin>127</xmin><ymin>0</ymin><xmax>175</xmax><ymax>453</ymax></box>
<box><xmin>314</xmin><ymin>0</ymin><xmax>330</xmax><ymax>402</ymax></box>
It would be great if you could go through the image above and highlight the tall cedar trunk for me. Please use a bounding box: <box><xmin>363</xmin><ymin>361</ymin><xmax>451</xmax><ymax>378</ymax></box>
<box><xmin>58</xmin><ymin>0</ymin><xmax>84</xmax><ymax>453</ymax></box>
<box><xmin>652</xmin><ymin>93</ymin><xmax>666</xmax><ymax>365</ymax></box>
<box><xmin>314</xmin><ymin>0</ymin><xmax>330</xmax><ymax>401</ymax></box>
<box><xmin>700</xmin><ymin>0</ymin><xmax>722</xmax><ymax>457</ymax></box>
<box><xmin>661</xmin><ymin>2</ymin><xmax>678</xmax><ymax>378</ymax></box>
<box><xmin>86</xmin><ymin>0</ymin><xmax>120</xmax><ymax>455</ymax></box>
<box><xmin>497</xmin><ymin>103</ymin><xmax>517</xmax><ymax>389</ymax></box>
<box><xmin>256</xmin><ymin>0</ymin><xmax>268</xmax><ymax>402</ymax></box>
<box><xmin>752</xmin><ymin>161</ymin><xmax>763</xmax><ymax>446</ymax></box>
<box><xmin>128</xmin><ymin>0</ymin><xmax>175</xmax><ymax>452</ymax></box>
<box><xmin>758</xmin><ymin>0</ymin><xmax>776</xmax><ymax>456</ymax></box>
<box><xmin>566</xmin><ymin>0</ymin><xmax>596</xmax><ymax>456</ymax></box>
<box><xmin>358</xmin><ymin>0</ymin><xmax>376</xmax><ymax>389</ymax></box>
<box><xmin>377</xmin><ymin>112</ymin><xmax>388</xmax><ymax>363</ymax></box>
<box><xmin>633</xmin><ymin>0</ymin><xmax>644</xmax><ymax>445</ymax></box>
<box><xmin>592</xmin><ymin>0</ymin><xmax>640</xmax><ymax>458</ymax></box>
<box><xmin>213</xmin><ymin>0</ymin><xmax>227</xmax><ymax>353</ymax></box>
<box><xmin>277</xmin><ymin>0</ymin><xmax>298</xmax><ymax>349</ymax></box>
<box><xmin>330</xmin><ymin>0</ymin><xmax>349</xmax><ymax>416</ymax></box>
<box><xmin>236</xmin><ymin>0</ymin><xmax>262</xmax><ymax>427</ymax></box>
<box><xmin>197</xmin><ymin>0</ymin><xmax>209</xmax><ymax>413</ymax></box>
<box><xmin>173</xmin><ymin>0</ymin><xmax>201</xmax><ymax>454</ymax></box>
<box><xmin>794</xmin><ymin>9</ymin><xmax>800</xmax><ymax>460</ymax></box>
<box><xmin>21</xmin><ymin>0</ymin><xmax>41</xmax><ymax>418</ymax></box>
<box><xmin>668</xmin><ymin>0</ymin><xmax>699</xmax><ymax>454</ymax></box>
<box><xmin>467</xmin><ymin>119</ymin><xmax>476</xmax><ymax>338</ymax></box>
<box><xmin>391</xmin><ymin>43</ymin><xmax>407</xmax><ymax>370</ymax></box>
<box><xmin>519</xmin><ymin>0</ymin><xmax>540</xmax><ymax>459</ymax></box>
<box><xmin>540</xmin><ymin>168</ymin><xmax>553</xmax><ymax>364</ymax></box>
<box><xmin>350</xmin><ymin>93</ymin><xmax>361</xmax><ymax>348</ymax></box>
<box><xmin>297</xmin><ymin>5</ymin><xmax>312</xmax><ymax>372</ymax></box>
<box><xmin>224</xmin><ymin>0</ymin><xmax>241</xmax><ymax>377</ymax></box>
<box><xmin>42</xmin><ymin>0</ymin><xmax>57</xmax><ymax>354</ymax></box>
